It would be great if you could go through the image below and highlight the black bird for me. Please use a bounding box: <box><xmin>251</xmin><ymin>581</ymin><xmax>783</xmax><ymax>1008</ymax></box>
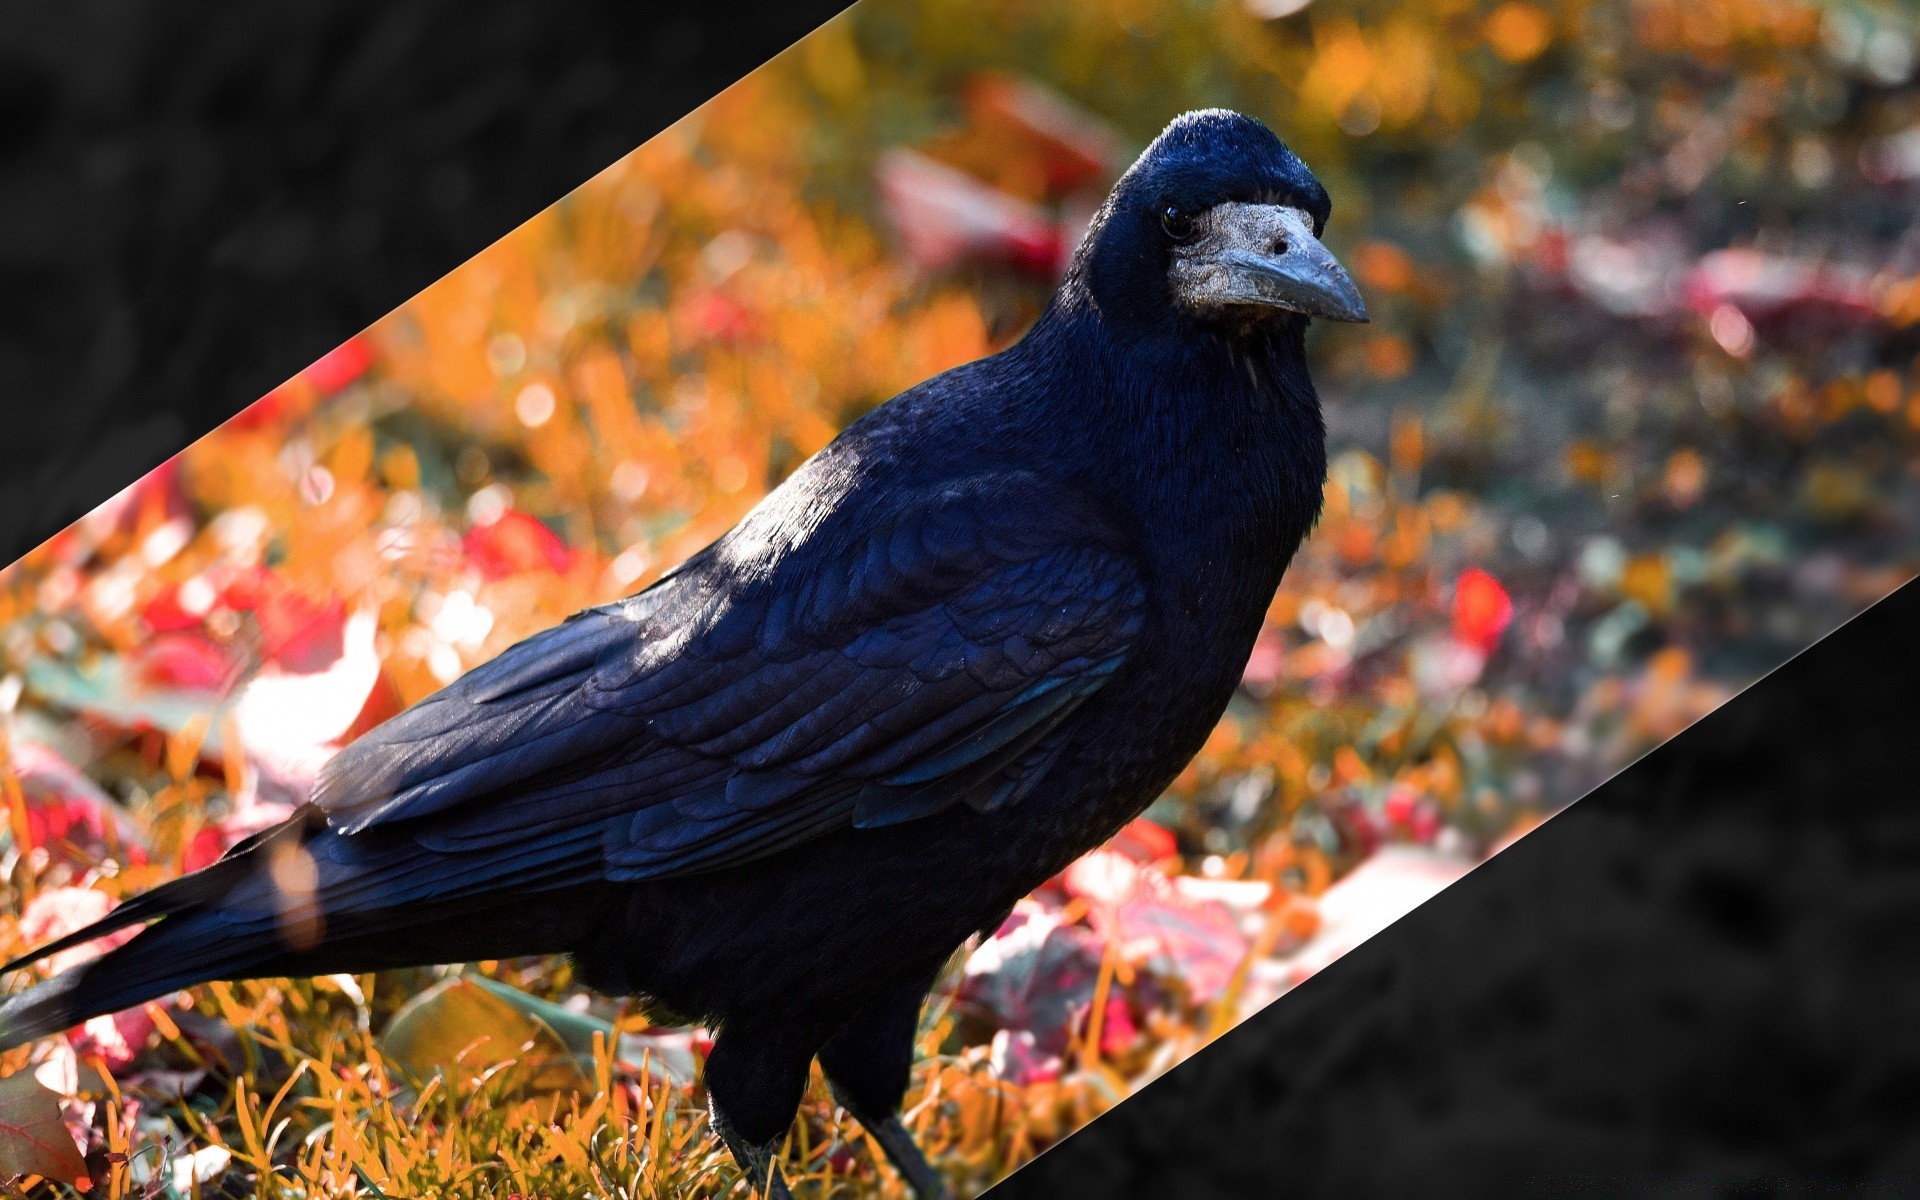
<box><xmin>0</xmin><ymin>109</ymin><xmax>1364</xmax><ymax>1198</ymax></box>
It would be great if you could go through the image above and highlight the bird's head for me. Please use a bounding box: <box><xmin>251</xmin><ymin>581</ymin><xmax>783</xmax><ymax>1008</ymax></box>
<box><xmin>1071</xmin><ymin>109</ymin><xmax>1368</xmax><ymax>339</ymax></box>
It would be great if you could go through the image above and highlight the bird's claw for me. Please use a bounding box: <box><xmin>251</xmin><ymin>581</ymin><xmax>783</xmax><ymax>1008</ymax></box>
<box><xmin>710</xmin><ymin>1096</ymin><xmax>795</xmax><ymax>1199</ymax></box>
<box><xmin>728</xmin><ymin>1142</ymin><xmax>793</xmax><ymax>1199</ymax></box>
<box><xmin>759</xmin><ymin>1162</ymin><xmax>796</xmax><ymax>1200</ymax></box>
<box><xmin>857</xmin><ymin>1109</ymin><xmax>954</xmax><ymax>1200</ymax></box>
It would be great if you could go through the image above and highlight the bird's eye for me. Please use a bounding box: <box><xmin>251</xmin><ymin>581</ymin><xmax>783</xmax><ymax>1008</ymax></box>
<box><xmin>1160</xmin><ymin>204</ymin><xmax>1196</xmax><ymax>242</ymax></box>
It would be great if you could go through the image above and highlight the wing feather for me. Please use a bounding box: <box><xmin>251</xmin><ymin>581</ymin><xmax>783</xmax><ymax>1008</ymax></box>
<box><xmin>310</xmin><ymin>473</ymin><xmax>1146</xmax><ymax>883</ymax></box>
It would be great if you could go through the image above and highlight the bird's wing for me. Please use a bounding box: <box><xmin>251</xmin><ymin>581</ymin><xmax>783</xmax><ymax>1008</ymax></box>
<box><xmin>311</xmin><ymin>473</ymin><xmax>1145</xmax><ymax>882</ymax></box>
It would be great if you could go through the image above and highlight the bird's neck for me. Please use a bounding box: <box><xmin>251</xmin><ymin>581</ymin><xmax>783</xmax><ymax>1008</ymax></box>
<box><xmin>1013</xmin><ymin>297</ymin><xmax>1328</xmax><ymax>590</ymax></box>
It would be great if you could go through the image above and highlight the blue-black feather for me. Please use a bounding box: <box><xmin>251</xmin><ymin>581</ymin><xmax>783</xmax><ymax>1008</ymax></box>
<box><xmin>1</xmin><ymin>114</ymin><xmax>1342</xmax><ymax>1165</ymax></box>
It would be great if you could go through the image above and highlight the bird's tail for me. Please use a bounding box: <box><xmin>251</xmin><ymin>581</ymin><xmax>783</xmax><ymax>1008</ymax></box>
<box><xmin>0</xmin><ymin>808</ymin><xmax>608</xmax><ymax>1052</ymax></box>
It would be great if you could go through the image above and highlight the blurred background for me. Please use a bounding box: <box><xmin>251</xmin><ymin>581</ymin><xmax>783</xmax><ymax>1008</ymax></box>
<box><xmin>2</xmin><ymin>0</ymin><xmax>1919</xmax><ymax>1194</ymax></box>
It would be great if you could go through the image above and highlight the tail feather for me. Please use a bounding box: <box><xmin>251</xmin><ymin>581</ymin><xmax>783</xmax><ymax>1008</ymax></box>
<box><xmin>0</xmin><ymin>806</ymin><xmax>613</xmax><ymax>1053</ymax></box>
<box><xmin>0</xmin><ymin>915</ymin><xmax>254</xmax><ymax>1050</ymax></box>
<box><xmin>0</xmin><ymin>972</ymin><xmax>97</xmax><ymax>1051</ymax></box>
<box><xmin>1</xmin><ymin>868</ymin><xmax>231</xmax><ymax>977</ymax></box>
<box><xmin>0</xmin><ymin>805</ymin><xmax>328</xmax><ymax>977</ymax></box>
<box><xmin>0</xmin><ymin>889</ymin><xmax>608</xmax><ymax>1052</ymax></box>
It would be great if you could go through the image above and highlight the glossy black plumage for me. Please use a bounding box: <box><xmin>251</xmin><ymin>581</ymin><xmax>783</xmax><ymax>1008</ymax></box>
<box><xmin>1</xmin><ymin>109</ymin><xmax>1355</xmax><ymax>1196</ymax></box>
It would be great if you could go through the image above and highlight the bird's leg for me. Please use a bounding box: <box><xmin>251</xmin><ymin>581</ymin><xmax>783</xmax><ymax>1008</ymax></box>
<box><xmin>704</xmin><ymin>1024</ymin><xmax>816</xmax><ymax>1199</ymax></box>
<box><xmin>828</xmin><ymin>1082</ymin><xmax>952</xmax><ymax>1200</ymax></box>
<box><xmin>707</xmin><ymin>1094</ymin><xmax>794</xmax><ymax>1200</ymax></box>
<box><xmin>819</xmin><ymin>975</ymin><xmax>955</xmax><ymax>1200</ymax></box>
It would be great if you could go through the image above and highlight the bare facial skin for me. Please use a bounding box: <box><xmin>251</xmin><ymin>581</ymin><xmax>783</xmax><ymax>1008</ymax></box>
<box><xmin>1168</xmin><ymin>202</ymin><xmax>1370</xmax><ymax>324</ymax></box>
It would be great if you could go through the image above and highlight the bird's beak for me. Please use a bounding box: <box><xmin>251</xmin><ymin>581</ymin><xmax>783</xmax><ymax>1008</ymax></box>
<box><xmin>1170</xmin><ymin>203</ymin><xmax>1369</xmax><ymax>323</ymax></box>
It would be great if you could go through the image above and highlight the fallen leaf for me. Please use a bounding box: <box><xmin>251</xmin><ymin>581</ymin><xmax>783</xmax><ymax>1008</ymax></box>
<box><xmin>4</xmin><ymin>744</ymin><xmax>147</xmax><ymax>870</ymax></box>
<box><xmin>1107</xmin><ymin>817</ymin><xmax>1177</xmax><ymax>864</ymax></box>
<box><xmin>464</xmin><ymin>510</ymin><xmax>576</xmax><ymax>580</ymax></box>
<box><xmin>1100</xmin><ymin>885</ymin><xmax>1247</xmax><ymax>1006</ymax></box>
<box><xmin>379</xmin><ymin>975</ymin><xmax>592</xmax><ymax>1094</ymax></box>
<box><xmin>960</xmin><ymin>901</ymin><xmax>1104</xmax><ymax>1056</ymax></box>
<box><xmin>16</xmin><ymin>887</ymin><xmax>138</xmax><ymax>976</ymax></box>
<box><xmin>0</xmin><ymin>1070</ymin><xmax>90</xmax><ymax>1187</ymax></box>
<box><xmin>233</xmin><ymin>608</ymin><xmax>383</xmax><ymax>785</ymax></box>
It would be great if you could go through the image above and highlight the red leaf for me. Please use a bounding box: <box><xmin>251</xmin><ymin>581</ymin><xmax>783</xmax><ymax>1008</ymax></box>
<box><xmin>217</xmin><ymin>566</ymin><xmax>275</xmax><ymax>612</ymax></box>
<box><xmin>8</xmin><ymin>744</ymin><xmax>147</xmax><ymax>869</ymax></box>
<box><xmin>1109</xmin><ymin>816</ymin><xmax>1178</xmax><ymax>864</ymax></box>
<box><xmin>959</xmin><ymin>900</ymin><xmax>1104</xmax><ymax>1055</ymax></box>
<box><xmin>1097</xmin><ymin>993</ymin><xmax>1138</xmax><ymax>1058</ymax></box>
<box><xmin>1682</xmin><ymin>249</ymin><xmax>1880</xmax><ymax>330</ymax></box>
<box><xmin>70</xmin><ymin>1005</ymin><xmax>158</xmax><ymax>1073</ymax></box>
<box><xmin>875</xmin><ymin>148</ymin><xmax>1067</xmax><ymax>279</ymax></box>
<box><xmin>1101</xmin><ymin>886</ymin><xmax>1247</xmax><ymax>1005</ymax></box>
<box><xmin>1383</xmin><ymin>785</ymin><xmax>1417</xmax><ymax>827</ymax></box>
<box><xmin>684</xmin><ymin>291</ymin><xmax>758</xmax><ymax>342</ymax></box>
<box><xmin>139</xmin><ymin>585</ymin><xmax>204</xmax><ymax>634</ymax></box>
<box><xmin>961</xmin><ymin>73</ymin><xmax>1124</xmax><ymax>196</ymax></box>
<box><xmin>255</xmin><ymin>591</ymin><xmax>347</xmax><ymax>673</ymax></box>
<box><xmin>301</xmin><ymin>335</ymin><xmax>375</xmax><ymax>396</ymax></box>
<box><xmin>180</xmin><ymin>825</ymin><xmax>228</xmax><ymax>875</ymax></box>
<box><xmin>1451</xmin><ymin>567</ymin><xmax>1513</xmax><ymax>654</ymax></box>
<box><xmin>129</xmin><ymin>631</ymin><xmax>239</xmax><ymax>694</ymax></box>
<box><xmin>215</xmin><ymin>570</ymin><xmax>348</xmax><ymax>672</ymax></box>
<box><xmin>464</xmin><ymin>510</ymin><xmax>575</xmax><ymax>580</ymax></box>
<box><xmin>225</xmin><ymin>392</ymin><xmax>287</xmax><ymax>431</ymax></box>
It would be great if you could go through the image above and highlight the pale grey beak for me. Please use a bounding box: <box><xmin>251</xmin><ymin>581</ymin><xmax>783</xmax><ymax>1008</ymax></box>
<box><xmin>1169</xmin><ymin>203</ymin><xmax>1370</xmax><ymax>323</ymax></box>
